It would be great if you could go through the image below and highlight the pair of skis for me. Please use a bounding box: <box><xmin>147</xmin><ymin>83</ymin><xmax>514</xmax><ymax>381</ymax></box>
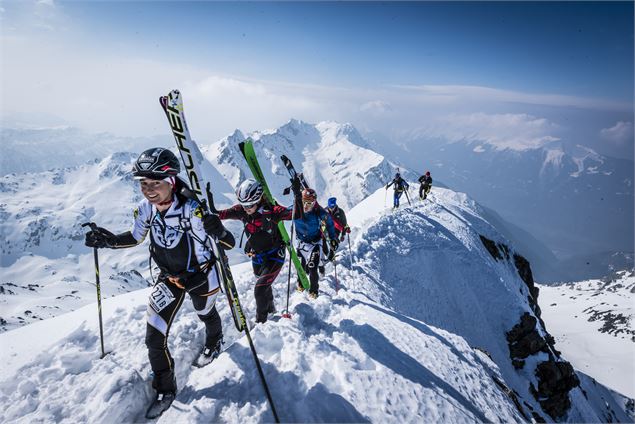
<box><xmin>159</xmin><ymin>90</ymin><xmax>279</xmax><ymax>423</ymax></box>
<box><xmin>238</xmin><ymin>141</ymin><xmax>311</xmax><ymax>292</ymax></box>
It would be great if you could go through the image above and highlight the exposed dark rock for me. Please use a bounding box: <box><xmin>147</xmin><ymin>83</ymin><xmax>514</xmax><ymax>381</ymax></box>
<box><xmin>506</xmin><ymin>313</ymin><xmax>536</xmax><ymax>343</ymax></box>
<box><xmin>480</xmin><ymin>235</ymin><xmax>503</xmax><ymax>261</ymax></box>
<box><xmin>512</xmin><ymin>359</ymin><xmax>525</xmax><ymax>369</ymax></box>
<box><xmin>531</xmin><ymin>411</ymin><xmax>547</xmax><ymax>423</ymax></box>
<box><xmin>534</xmin><ymin>361</ymin><xmax>580</xmax><ymax>419</ymax></box>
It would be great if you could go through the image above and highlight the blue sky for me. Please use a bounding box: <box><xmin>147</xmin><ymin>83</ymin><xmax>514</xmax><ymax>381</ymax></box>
<box><xmin>62</xmin><ymin>1</ymin><xmax>634</xmax><ymax>98</ymax></box>
<box><xmin>2</xmin><ymin>1</ymin><xmax>633</xmax><ymax>157</ymax></box>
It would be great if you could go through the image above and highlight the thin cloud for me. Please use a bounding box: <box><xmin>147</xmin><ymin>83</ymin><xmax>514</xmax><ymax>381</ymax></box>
<box><xmin>391</xmin><ymin>84</ymin><xmax>632</xmax><ymax>112</ymax></box>
<box><xmin>360</xmin><ymin>100</ymin><xmax>393</xmax><ymax>115</ymax></box>
<box><xmin>412</xmin><ymin>113</ymin><xmax>560</xmax><ymax>151</ymax></box>
<box><xmin>600</xmin><ymin>121</ymin><xmax>634</xmax><ymax>145</ymax></box>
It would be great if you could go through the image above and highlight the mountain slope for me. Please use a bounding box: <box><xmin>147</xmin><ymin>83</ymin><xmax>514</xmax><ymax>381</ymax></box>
<box><xmin>388</xmin><ymin>136</ymin><xmax>634</xmax><ymax>281</ymax></box>
<box><xmin>0</xmin><ymin>152</ymin><xmax>237</xmax><ymax>332</ymax></box>
<box><xmin>205</xmin><ymin>119</ymin><xmax>415</xmax><ymax>211</ymax></box>
<box><xmin>538</xmin><ymin>270</ymin><xmax>635</xmax><ymax>398</ymax></box>
<box><xmin>0</xmin><ymin>127</ymin><xmax>168</xmax><ymax>176</ymax></box>
<box><xmin>0</xmin><ymin>187</ymin><xmax>629</xmax><ymax>423</ymax></box>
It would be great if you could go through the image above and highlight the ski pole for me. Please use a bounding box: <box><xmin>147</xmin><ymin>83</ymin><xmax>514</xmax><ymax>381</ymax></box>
<box><xmin>283</xmin><ymin>203</ymin><xmax>296</xmax><ymax>319</ymax></box>
<box><xmin>333</xmin><ymin>255</ymin><xmax>339</xmax><ymax>294</ymax></box>
<box><xmin>404</xmin><ymin>187</ymin><xmax>412</xmax><ymax>206</ymax></box>
<box><xmin>81</xmin><ymin>222</ymin><xmax>107</xmax><ymax>359</ymax></box>
<box><xmin>243</xmin><ymin>323</ymin><xmax>280</xmax><ymax>422</ymax></box>
<box><xmin>347</xmin><ymin>233</ymin><xmax>353</xmax><ymax>268</ymax></box>
<box><xmin>204</xmin><ymin>192</ymin><xmax>280</xmax><ymax>423</ymax></box>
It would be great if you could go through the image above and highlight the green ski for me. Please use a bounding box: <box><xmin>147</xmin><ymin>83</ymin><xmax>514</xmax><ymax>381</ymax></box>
<box><xmin>238</xmin><ymin>139</ymin><xmax>310</xmax><ymax>290</ymax></box>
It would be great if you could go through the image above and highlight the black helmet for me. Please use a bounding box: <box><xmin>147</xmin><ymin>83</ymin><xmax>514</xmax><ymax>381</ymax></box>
<box><xmin>133</xmin><ymin>148</ymin><xmax>180</xmax><ymax>179</ymax></box>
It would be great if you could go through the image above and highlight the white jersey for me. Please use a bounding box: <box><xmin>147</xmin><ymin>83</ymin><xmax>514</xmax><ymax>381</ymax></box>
<box><xmin>131</xmin><ymin>196</ymin><xmax>214</xmax><ymax>281</ymax></box>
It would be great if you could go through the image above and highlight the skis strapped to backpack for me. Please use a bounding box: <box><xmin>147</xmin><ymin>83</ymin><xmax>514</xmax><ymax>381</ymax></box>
<box><xmin>159</xmin><ymin>89</ymin><xmax>246</xmax><ymax>332</ymax></box>
<box><xmin>280</xmin><ymin>155</ymin><xmax>338</xmax><ymax>290</ymax></box>
<box><xmin>238</xmin><ymin>141</ymin><xmax>310</xmax><ymax>291</ymax></box>
<box><xmin>160</xmin><ymin>91</ymin><xmax>279</xmax><ymax>423</ymax></box>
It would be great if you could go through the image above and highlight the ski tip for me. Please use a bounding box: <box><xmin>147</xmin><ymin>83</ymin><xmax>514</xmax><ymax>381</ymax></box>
<box><xmin>159</xmin><ymin>96</ymin><xmax>168</xmax><ymax>109</ymax></box>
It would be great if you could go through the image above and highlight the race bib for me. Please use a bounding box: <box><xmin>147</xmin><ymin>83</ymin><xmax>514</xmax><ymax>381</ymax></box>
<box><xmin>149</xmin><ymin>282</ymin><xmax>176</xmax><ymax>313</ymax></box>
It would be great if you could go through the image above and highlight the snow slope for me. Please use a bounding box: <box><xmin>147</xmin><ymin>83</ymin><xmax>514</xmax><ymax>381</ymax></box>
<box><xmin>538</xmin><ymin>271</ymin><xmax>635</xmax><ymax>398</ymax></box>
<box><xmin>0</xmin><ymin>186</ymin><xmax>628</xmax><ymax>423</ymax></box>
<box><xmin>0</xmin><ymin>152</ymin><xmax>239</xmax><ymax>332</ymax></box>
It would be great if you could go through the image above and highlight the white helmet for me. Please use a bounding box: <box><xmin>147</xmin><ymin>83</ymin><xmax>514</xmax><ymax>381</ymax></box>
<box><xmin>236</xmin><ymin>179</ymin><xmax>264</xmax><ymax>208</ymax></box>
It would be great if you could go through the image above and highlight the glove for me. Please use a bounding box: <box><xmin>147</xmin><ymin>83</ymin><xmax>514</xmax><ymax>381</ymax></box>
<box><xmin>291</xmin><ymin>176</ymin><xmax>302</xmax><ymax>194</ymax></box>
<box><xmin>330</xmin><ymin>238</ymin><xmax>339</xmax><ymax>252</ymax></box>
<box><xmin>344</xmin><ymin>225</ymin><xmax>351</xmax><ymax>234</ymax></box>
<box><xmin>203</xmin><ymin>214</ymin><xmax>226</xmax><ymax>238</ymax></box>
<box><xmin>85</xmin><ymin>226</ymin><xmax>116</xmax><ymax>249</ymax></box>
<box><xmin>327</xmin><ymin>249</ymin><xmax>336</xmax><ymax>262</ymax></box>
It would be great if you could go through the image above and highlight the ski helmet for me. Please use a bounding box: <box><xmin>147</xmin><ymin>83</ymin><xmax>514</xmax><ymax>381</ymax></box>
<box><xmin>302</xmin><ymin>188</ymin><xmax>317</xmax><ymax>203</ymax></box>
<box><xmin>133</xmin><ymin>148</ymin><xmax>180</xmax><ymax>179</ymax></box>
<box><xmin>236</xmin><ymin>179</ymin><xmax>264</xmax><ymax>208</ymax></box>
<box><xmin>327</xmin><ymin>197</ymin><xmax>337</xmax><ymax>209</ymax></box>
<box><xmin>425</xmin><ymin>171</ymin><xmax>430</xmax><ymax>176</ymax></box>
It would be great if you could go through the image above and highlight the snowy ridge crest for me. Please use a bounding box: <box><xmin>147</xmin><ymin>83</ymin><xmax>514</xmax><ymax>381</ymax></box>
<box><xmin>1</xmin><ymin>186</ymin><xmax>628</xmax><ymax>423</ymax></box>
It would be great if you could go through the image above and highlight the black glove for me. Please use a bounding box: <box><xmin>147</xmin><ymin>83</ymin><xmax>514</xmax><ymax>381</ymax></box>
<box><xmin>327</xmin><ymin>249</ymin><xmax>336</xmax><ymax>262</ymax></box>
<box><xmin>291</xmin><ymin>176</ymin><xmax>302</xmax><ymax>194</ymax></box>
<box><xmin>85</xmin><ymin>226</ymin><xmax>116</xmax><ymax>249</ymax></box>
<box><xmin>330</xmin><ymin>238</ymin><xmax>339</xmax><ymax>252</ymax></box>
<box><xmin>203</xmin><ymin>214</ymin><xmax>226</xmax><ymax>238</ymax></box>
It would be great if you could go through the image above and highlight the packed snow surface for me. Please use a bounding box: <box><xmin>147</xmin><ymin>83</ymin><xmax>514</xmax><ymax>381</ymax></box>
<box><xmin>0</xmin><ymin>186</ymin><xmax>628</xmax><ymax>422</ymax></box>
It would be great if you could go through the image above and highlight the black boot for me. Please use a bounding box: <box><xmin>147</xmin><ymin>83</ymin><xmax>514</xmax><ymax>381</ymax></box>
<box><xmin>193</xmin><ymin>337</ymin><xmax>223</xmax><ymax>368</ymax></box>
<box><xmin>146</xmin><ymin>391</ymin><xmax>176</xmax><ymax>419</ymax></box>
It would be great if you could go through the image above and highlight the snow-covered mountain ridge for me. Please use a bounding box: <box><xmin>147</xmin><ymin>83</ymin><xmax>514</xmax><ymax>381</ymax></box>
<box><xmin>0</xmin><ymin>127</ymin><xmax>169</xmax><ymax>175</ymax></box>
<box><xmin>1</xmin><ymin>186</ymin><xmax>629</xmax><ymax>422</ymax></box>
<box><xmin>206</xmin><ymin>119</ymin><xmax>415</xmax><ymax>211</ymax></box>
<box><xmin>0</xmin><ymin>119</ymin><xmax>412</xmax><ymax>331</ymax></box>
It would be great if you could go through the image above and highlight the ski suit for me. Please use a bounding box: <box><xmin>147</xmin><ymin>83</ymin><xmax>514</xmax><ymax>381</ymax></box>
<box><xmin>293</xmin><ymin>197</ymin><xmax>336</xmax><ymax>295</ymax></box>
<box><xmin>418</xmin><ymin>174</ymin><xmax>433</xmax><ymax>199</ymax></box>
<box><xmin>327</xmin><ymin>205</ymin><xmax>350</xmax><ymax>241</ymax></box>
<box><xmin>218</xmin><ymin>203</ymin><xmax>292</xmax><ymax>322</ymax></box>
<box><xmin>108</xmin><ymin>192</ymin><xmax>234</xmax><ymax>395</ymax></box>
<box><xmin>387</xmin><ymin>176</ymin><xmax>410</xmax><ymax>208</ymax></box>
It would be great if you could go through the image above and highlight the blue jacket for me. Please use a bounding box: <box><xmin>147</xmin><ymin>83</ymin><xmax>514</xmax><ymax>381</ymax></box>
<box><xmin>294</xmin><ymin>204</ymin><xmax>336</xmax><ymax>243</ymax></box>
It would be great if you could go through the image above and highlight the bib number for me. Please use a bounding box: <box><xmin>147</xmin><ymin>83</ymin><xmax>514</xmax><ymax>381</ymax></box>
<box><xmin>149</xmin><ymin>282</ymin><xmax>176</xmax><ymax>313</ymax></box>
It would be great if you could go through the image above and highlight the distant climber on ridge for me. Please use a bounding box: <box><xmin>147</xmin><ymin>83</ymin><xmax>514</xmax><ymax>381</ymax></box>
<box><xmin>418</xmin><ymin>171</ymin><xmax>433</xmax><ymax>200</ymax></box>
<box><xmin>386</xmin><ymin>172</ymin><xmax>410</xmax><ymax>209</ymax></box>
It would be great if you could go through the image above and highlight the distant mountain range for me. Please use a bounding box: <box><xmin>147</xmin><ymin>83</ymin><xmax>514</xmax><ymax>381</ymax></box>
<box><xmin>381</xmin><ymin>135</ymin><xmax>634</xmax><ymax>281</ymax></box>
<box><xmin>2</xmin><ymin>120</ymin><xmax>632</xmax><ymax>283</ymax></box>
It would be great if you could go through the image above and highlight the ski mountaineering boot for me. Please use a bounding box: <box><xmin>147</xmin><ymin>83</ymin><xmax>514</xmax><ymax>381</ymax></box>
<box><xmin>146</xmin><ymin>391</ymin><xmax>176</xmax><ymax>419</ymax></box>
<box><xmin>193</xmin><ymin>338</ymin><xmax>224</xmax><ymax>368</ymax></box>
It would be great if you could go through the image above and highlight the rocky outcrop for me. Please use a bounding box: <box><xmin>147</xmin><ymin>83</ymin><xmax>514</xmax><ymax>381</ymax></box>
<box><xmin>480</xmin><ymin>234</ymin><xmax>581</xmax><ymax>420</ymax></box>
<box><xmin>506</xmin><ymin>313</ymin><xmax>548</xmax><ymax>367</ymax></box>
<box><xmin>533</xmin><ymin>361</ymin><xmax>580</xmax><ymax>419</ymax></box>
